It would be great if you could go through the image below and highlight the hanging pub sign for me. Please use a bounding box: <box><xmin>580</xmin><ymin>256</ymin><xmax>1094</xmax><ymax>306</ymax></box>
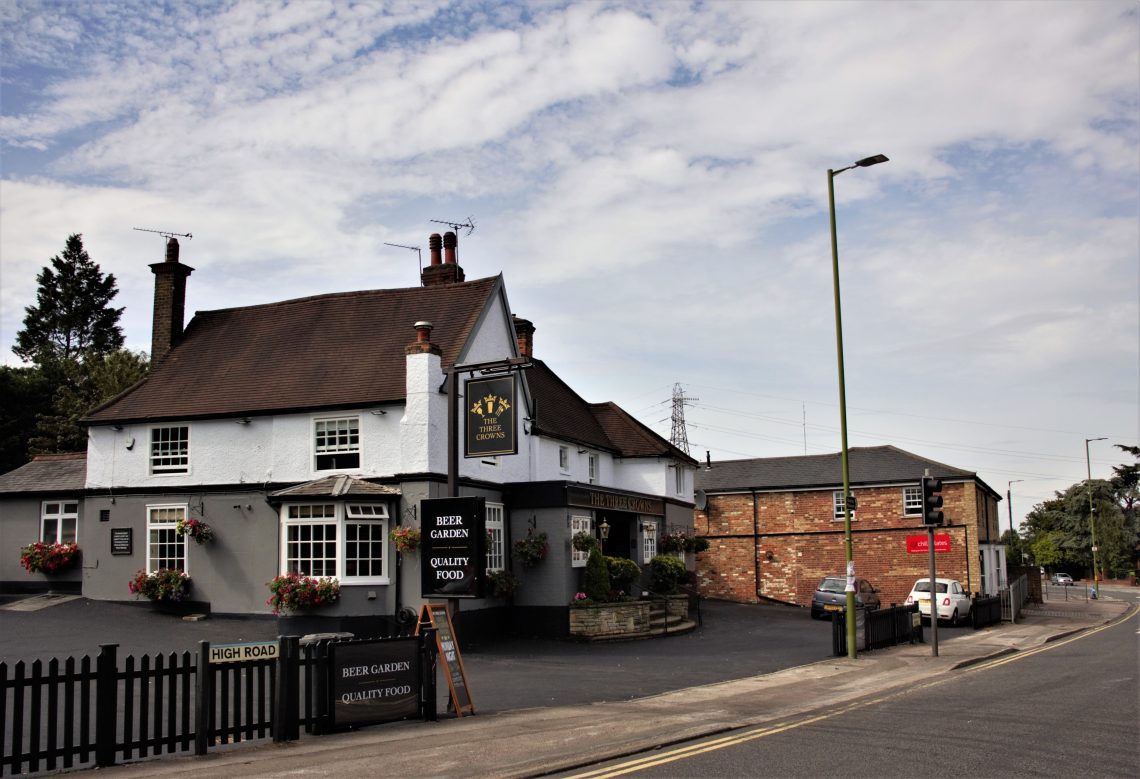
<box><xmin>421</xmin><ymin>496</ymin><xmax>485</xmax><ymax>598</ymax></box>
<box><xmin>464</xmin><ymin>374</ymin><xmax>518</xmax><ymax>458</ymax></box>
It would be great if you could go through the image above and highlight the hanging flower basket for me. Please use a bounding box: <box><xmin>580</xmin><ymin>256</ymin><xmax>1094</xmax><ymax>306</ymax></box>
<box><xmin>175</xmin><ymin>518</ymin><xmax>214</xmax><ymax>545</ymax></box>
<box><xmin>389</xmin><ymin>526</ymin><xmax>421</xmax><ymax>553</ymax></box>
<box><xmin>129</xmin><ymin>569</ymin><xmax>191</xmax><ymax>602</ymax></box>
<box><xmin>571</xmin><ymin>531</ymin><xmax>597</xmax><ymax>553</ymax></box>
<box><xmin>19</xmin><ymin>542</ymin><xmax>81</xmax><ymax>575</ymax></box>
<box><xmin>266</xmin><ymin>572</ymin><xmax>341</xmax><ymax>615</ymax></box>
<box><xmin>486</xmin><ymin>569</ymin><xmax>522</xmax><ymax>598</ymax></box>
<box><xmin>513</xmin><ymin>530</ymin><xmax>548</xmax><ymax>568</ymax></box>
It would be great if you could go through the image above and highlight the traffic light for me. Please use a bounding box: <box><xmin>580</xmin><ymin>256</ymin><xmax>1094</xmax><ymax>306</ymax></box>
<box><xmin>921</xmin><ymin>477</ymin><xmax>944</xmax><ymax>525</ymax></box>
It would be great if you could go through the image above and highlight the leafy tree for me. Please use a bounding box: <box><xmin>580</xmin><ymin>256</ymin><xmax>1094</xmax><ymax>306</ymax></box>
<box><xmin>0</xmin><ymin>366</ymin><xmax>52</xmax><ymax>474</ymax></box>
<box><xmin>14</xmin><ymin>234</ymin><xmax>124</xmax><ymax>367</ymax></box>
<box><xmin>28</xmin><ymin>350</ymin><xmax>148</xmax><ymax>455</ymax></box>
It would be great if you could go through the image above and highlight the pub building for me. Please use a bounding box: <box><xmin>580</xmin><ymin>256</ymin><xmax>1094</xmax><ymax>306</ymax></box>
<box><xmin>0</xmin><ymin>231</ymin><xmax>697</xmax><ymax>642</ymax></box>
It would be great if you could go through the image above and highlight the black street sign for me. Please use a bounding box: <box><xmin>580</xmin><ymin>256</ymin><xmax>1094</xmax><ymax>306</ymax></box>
<box><xmin>464</xmin><ymin>374</ymin><xmax>517</xmax><ymax>458</ymax></box>
<box><xmin>420</xmin><ymin>497</ymin><xmax>485</xmax><ymax>598</ymax></box>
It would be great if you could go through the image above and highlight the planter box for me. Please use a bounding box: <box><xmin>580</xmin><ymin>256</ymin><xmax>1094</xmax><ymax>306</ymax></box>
<box><xmin>568</xmin><ymin>601</ymin><xmax>650</xmax><ymax>639</ymax></box>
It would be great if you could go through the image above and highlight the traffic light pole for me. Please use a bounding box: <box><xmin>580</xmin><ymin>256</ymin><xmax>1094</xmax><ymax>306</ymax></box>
<box><xmin>921</xmin><ymin>471</ymin><xmax>943</xmax><ymax>657</ymax></box>
<box><xmin>928</xmin><ymin>524</ymin><xmax>938</xmax><ymax>657</ymax></box>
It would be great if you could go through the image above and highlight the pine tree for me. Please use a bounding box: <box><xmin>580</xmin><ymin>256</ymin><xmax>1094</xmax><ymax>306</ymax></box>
<box><xmin>14</xmin><ymin>234</ymin><xmax>124</xmax><ymax>367</ymax></box>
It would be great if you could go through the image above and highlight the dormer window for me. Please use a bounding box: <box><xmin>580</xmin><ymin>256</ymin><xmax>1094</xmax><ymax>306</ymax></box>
<box><xmin>314</xmin><ymin>416</ymin><xmax>360</xmax><ymax>471</ymax></box>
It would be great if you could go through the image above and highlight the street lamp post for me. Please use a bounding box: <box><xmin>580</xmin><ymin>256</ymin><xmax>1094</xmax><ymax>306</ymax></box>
<box><xmin>828</xmin><ymin>153</ymin><xmax>888</xmax><ymax>659</ymax></box>
<box><xmin>1007</xmin><ymin>479</ymin><xmax>1024</xmax><ymax>580</ymax></box>
<box><xmin>1085</xmin><ymin>437</ymin><xmax>1107</xmax><ymax>597</ymax></box>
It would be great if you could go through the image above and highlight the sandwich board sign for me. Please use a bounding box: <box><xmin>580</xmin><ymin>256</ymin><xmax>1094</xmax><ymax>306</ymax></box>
<box><xmin>416</xmin><ymin>603</ymin><xmax>474</xmax><ymax>717</ymax></box>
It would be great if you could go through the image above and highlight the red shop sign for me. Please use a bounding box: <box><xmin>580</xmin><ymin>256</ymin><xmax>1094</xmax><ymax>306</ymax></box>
<box><xmin>906</xmin><ymin>534</ymin><xmax>950</xmax><ymax>554</ymax></box>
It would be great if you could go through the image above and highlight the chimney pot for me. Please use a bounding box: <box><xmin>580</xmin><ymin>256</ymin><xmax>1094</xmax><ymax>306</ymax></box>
<box><xmin>429</xmin><ymin>233</ymin><xmax>442</xmax><ymax>266</ymax></box>
<box><xmin>414</xmin><ymin>320</ymin><xmax>433</xmax><ymax>343</ymax></box>
<box><xmin>443</xmin><ymin>231</ymin><xmax>457</xmax><ymax>265</ymax></box>
<box><xmin>165</xmin><ymin>237</ymin><xmax>179</xmax><ymax>263</ymax></box>
<box><xmin>513</xmin><ymin>315</ymin><xmax>535</xmax><ymax>358</ymax></box>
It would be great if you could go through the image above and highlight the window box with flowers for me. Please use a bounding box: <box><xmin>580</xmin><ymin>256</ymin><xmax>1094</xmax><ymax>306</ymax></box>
<box><xmin>659</xmin><ymin>530</ymin><xmax>709</xmax><ymax>555</ymax></box>
<box><xmin>19</xmin><ymin>542</ymin><xmax>81</xmax><ymax>575</ymax></box>
<box><xmin>513</xmin><ymin>530</ymin><xmax>548</xmax><ymax>568</ymax></box>
<box><xmin>175</xmin><ymin>518</ymin><xmax>214</xmax><ymax>545</ymax></box>
<box><xmin>129</xmin><ymin>569</ymin><xmax>192</xmax><ymax>615</ymax></box>
<box><xmin>266</xmin><ymin>572</ymin><xmax>341</xmax><ymax>615</ymax></box>
<box><xmin>389</xmin><ymin>526</ymin><xmax>421</xmax><ymax>554</ymax></box>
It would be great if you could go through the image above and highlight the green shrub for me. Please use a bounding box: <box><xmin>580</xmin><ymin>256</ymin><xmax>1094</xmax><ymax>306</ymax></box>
<box><xmin>649</xmin><ymin>555</ymin><xmax>686</xmax><ymax>595</ymax></box>
<box><xmin>583</xmin><ymin>547</ymin><xmax>611</xmax><ymax>602</ymax></box>
<box><xmin>606</xmin><ymin>556</ymin><xmax>641</xmax><ymax>596</ymax></box>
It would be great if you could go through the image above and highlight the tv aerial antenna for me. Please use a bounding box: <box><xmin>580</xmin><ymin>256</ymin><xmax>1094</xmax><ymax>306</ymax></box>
<box><xmin>383</xmin><ymin>242</ymin><xmax>424</xmax><ymax>280</ymax></box>
<box><xmin>429</xmin><ymin>216</ymin><xmax>476</xmax><ymax>236</ymax></box>
<box><xmin>133</xmin><ymin>227</ymin><xmax>192</xmax><ymax>240</ymax></box>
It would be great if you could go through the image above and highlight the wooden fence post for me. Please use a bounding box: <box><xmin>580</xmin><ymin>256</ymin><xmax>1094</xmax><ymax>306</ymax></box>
<box><xmin>95</xmin><ymin>644</ymin><xmax>118</xmax><ymax>768</ymax></box>
<box><xmin>273</xmin><ymin>636</ymin><xmax>300</xmax><ymax>742</ymax></box>
<box><xmin>194</xmin><ymin>641</ymin><xmax>211</xmax><ymax>756</ymax></box>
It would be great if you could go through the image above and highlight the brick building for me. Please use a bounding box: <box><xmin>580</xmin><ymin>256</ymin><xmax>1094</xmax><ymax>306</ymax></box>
<box><xmin>693</xmin><ymin>446</ymin><xmax>1005</xmax><ymax>610</ymax></box>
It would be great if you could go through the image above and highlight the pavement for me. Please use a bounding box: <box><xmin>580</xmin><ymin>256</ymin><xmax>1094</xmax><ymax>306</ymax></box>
<box><xmin>58</xmin><ymin>590</ymin><xmax>1134</xmax><ymax>779</ymax></box>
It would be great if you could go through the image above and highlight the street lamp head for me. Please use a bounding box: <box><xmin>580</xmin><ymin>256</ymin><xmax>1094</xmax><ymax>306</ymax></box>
<box><xmin>855</xmin><ymin>154</ymin><xmax>889</xmax><ymax>167</ymax></box>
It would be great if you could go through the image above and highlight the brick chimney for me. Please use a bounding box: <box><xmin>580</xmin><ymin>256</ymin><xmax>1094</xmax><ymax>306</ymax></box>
<box><xmin>420</xmin><ymin>231</ymin><xmax>465</xmax><ymax>286</ymax></box>
<box><xmin>405</xmin><ymin>320</ymin><xmax>441</xmax><ymax>356</ymax></box>
<box><xmin>513</xmin><ymin>316</ymin><xmax>535</xmax><ymax>358</ymax></box>
<box><xmin>150</xmin><ymin>238</ymin><xmax>194</xmax><ymax>364</ymax></box>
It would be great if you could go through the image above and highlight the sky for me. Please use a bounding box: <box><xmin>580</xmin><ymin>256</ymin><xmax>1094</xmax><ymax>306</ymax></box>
<box><xmin>1</xmin><ymin>0</ymin><xmax>1137</xmax><ymax>532</ymax></box>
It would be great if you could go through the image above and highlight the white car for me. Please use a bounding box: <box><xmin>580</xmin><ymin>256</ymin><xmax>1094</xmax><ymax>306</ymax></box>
<box><xmin>905</xmin><ymin>578</ymin><xmax>972</xmax><ymax>625</ymax></box>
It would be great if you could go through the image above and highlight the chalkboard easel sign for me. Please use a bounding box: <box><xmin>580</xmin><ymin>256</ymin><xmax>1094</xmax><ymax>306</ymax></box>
<box><xmin>416</xmin><ymin>603</ymin><xmax>475</xmax><ymax>717</ymax></box>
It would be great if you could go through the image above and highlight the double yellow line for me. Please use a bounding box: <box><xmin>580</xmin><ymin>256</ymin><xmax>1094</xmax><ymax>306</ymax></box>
<box><xmin>565</xmin><ymin>606</ymin><xmax>1138</xmax><ymax>778</ymax></box>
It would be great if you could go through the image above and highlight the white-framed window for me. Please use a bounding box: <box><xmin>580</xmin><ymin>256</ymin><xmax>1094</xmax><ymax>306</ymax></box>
<box><xmin>588</xmin><ymin>454</ymin><xmax>597</xmax><ymax>484</ymax></box>
<box><xmin>641</xmin><ymin>521</ymin><xmax>657</xmax><ymax>564</ymax></box>
<box><xmin>147</xmin><ymin>504</ymin><xmax>187</xmax><ymax>573</ymax></box>
<box><xmin>485</xmin><ymin>503</ymin><xmax>505</xmax><ymax>572</ymax></box>
<box><xmin>150</xmin><ymin>426</ymin><xmax>189</xmax><ymax>474</ymax></box>
<box><xmin>903</xmin><ymin>485</ymin><xmax>922</xmax><ymax>516</ymax></box>
<box><xmin>674</xmin><ymin>465</ymin><xmax>685</xmax><ymax>496</ymax></box>
<box><xmin>571</xmin><ymin>515</ymin><xmax>592</xmax><ymax>568</ymax></box>
<box><xmin>281</xmin><ymin>502</ymin><xmax>388</xmax><ymax>583</ymax></box>
<box><xmin>314</xmin><ymin>416</ymin><xmax>360</xmax><ymax>471</ymax></box>
<box><xmin>833</xmin><ymin>491</ymin><xmax>855</xmax><ymax>521</ymax></box>
<box><xmin>41</xmin><ymin>501</ymin><xmax>78</xmax><ymax>544</ymax></box>
<box><xmin>559</xmin><ymin>446</ymin><xmax>570</xmax><ymax>473</ymax></box>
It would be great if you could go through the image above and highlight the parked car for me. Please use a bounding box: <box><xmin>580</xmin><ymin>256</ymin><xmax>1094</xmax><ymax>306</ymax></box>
<box><xmin>905</xmin><ymin>578</ymin><xmax>972</xmax><ymax>624</ymax></box>
<box><xmin>810</xmin><ymin>576</ymin><xmax>881</xmax><ymax>619</ymax></box>
<box><xmin>1051</xmin><ymin>573</ymin><xmax>1074</xmax><ymax>586</ymax></box>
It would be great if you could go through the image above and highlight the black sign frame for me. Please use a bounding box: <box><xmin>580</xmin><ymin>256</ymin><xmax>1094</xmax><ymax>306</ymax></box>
<box><xmin>328</xmin><ymin>637</ymin><xmax>421</xmax><ymax>729</ymax></box>
<box><xmin>464</xmin><ymin>374</ymin><xmax>518</xmax><ymax>458</ymax></box>
<box><xmin>420</xmin><ymin>497</ymin><xmax>485</xmax><ymax>599</ymax></box>
<box><xmin>417</xmin><ymin>604</ymin><xmax>474</xmax><ymax>716</ymax></box>
<box><xmin>110</xmin><ymin>527</ymin><xmax>133</xmax><ymax>556</ymax></box>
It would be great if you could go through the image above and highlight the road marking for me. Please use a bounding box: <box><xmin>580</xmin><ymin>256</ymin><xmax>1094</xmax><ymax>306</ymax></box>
<box><xmin>565</xmin><ymin>606</ymin><xmax>1138</xmax><ymax>779</ymax></box>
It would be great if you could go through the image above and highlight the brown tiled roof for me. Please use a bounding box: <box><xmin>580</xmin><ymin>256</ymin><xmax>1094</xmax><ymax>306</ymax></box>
<box><xmin>0</xmin><ymin>453</ymin><xmax>87</xmax><ymax>494</ymax></box>
<box><xmin>269</xmin><ymin>475</ymin><xmax>401</xmax><ymax>499</ymax></box>
<box><xmin>84</xmin><ymin>277</ymin><xmax>503</xmax><ymax>424</ymax></box>
<box><xmin>527</xmin><ymin>360</ymin><xmax>696</xmax><ymax>463</ymax></box>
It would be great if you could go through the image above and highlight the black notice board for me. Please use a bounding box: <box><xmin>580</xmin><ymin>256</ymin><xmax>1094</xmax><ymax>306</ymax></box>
<box><xmin>420</xmin><ymin>497</ymin><xmax>484</xmax><ymax>598</ymax></box>
<box><xmin>110</xmin><ymin>528</ymin><xmax>132</xmax><ymax>555</ymax></box>
<box><xmin>417</xmin><ymin>604</ymin><xmax>474</xmax><ymax>716</ymax></box>
<box><xmin>328</xmin><ymin>638</ymin><xmax>421</xmax><ymax>728</ymax></box>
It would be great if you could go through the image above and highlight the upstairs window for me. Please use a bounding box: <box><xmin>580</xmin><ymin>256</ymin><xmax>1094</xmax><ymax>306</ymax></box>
<box><xmin>150</xmin><ymin>426</ymin><xmax>189</xmax><ymax>474</ymax></box>
<box><xmin>903</xmin><ymin>486</ymin><xmax>922</xmax><ymax>516</ymax></box>
<box><xmin>833</xmin><ymin>491</ymin><xmax>856</xmax><ymax>521</ymax></box>
<box><xmin>41</xmin><ymin>501</ymin><xmax>78</xmax><ymax>544</ymax></box>
<box><xmin>314</xmin><ymin>417</ymin><xmax>360</xmax><ymax>471</ymax></box>
<box><xmin>559</xmin><ymin>446</ymin><xmax>570</xmax><ymax>473</ymax></box>
<box><xmin>674</xmin><ymin>465</ymin><xmax>685</xmax><ymax>495</ymax></box>
<box><xmin>588</xmin><ymin>454</ymin><xmax>597</xmax><ymax>484</ymax></box>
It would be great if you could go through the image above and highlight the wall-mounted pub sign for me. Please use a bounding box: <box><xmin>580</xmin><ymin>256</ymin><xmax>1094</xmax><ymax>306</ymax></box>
<box><xmin>420</xmin><ymin>497</ymin><xmax>485</xmax><ymax>598</ymax></box>
<box><xmin>464</xmin><ymin>374</ymin><xmax>517</xmax><ymax>458</ymax></box>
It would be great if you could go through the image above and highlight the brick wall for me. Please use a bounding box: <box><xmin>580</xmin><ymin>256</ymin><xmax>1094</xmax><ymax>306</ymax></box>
<box><xmin>695</xmin><ymin>482</ymin><xmax>984</xmax><ymax>608</ymax></box>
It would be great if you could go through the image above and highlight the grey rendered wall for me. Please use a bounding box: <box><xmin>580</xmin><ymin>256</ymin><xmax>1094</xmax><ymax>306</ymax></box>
<box><xmin>0</xmin><ymin>495</ymin><xmax>84</xmax><ymax>593</ymax></box>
